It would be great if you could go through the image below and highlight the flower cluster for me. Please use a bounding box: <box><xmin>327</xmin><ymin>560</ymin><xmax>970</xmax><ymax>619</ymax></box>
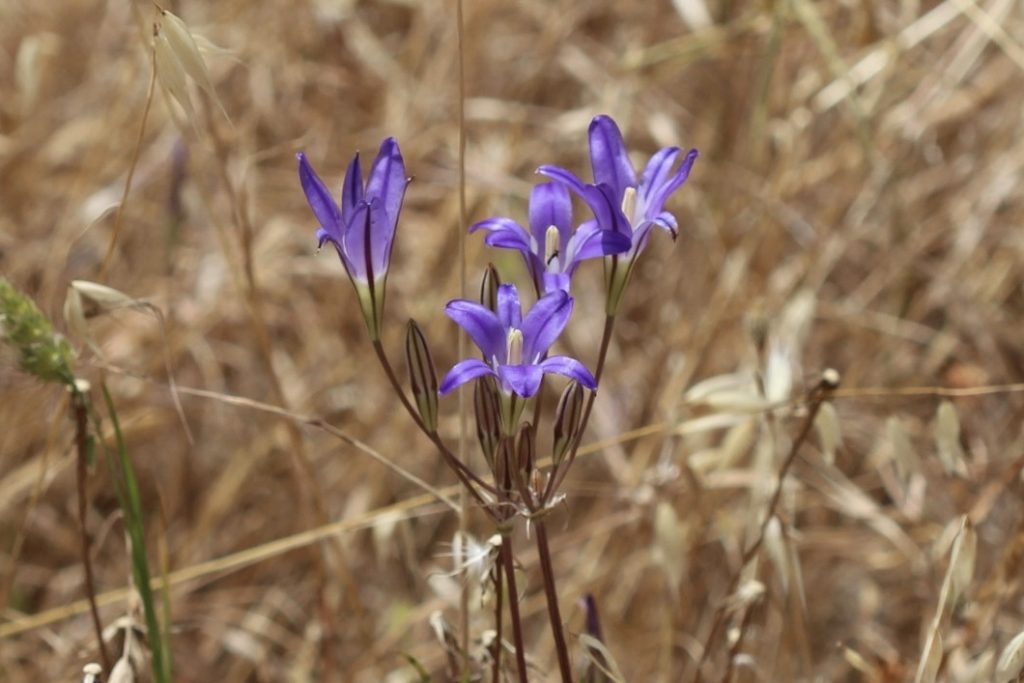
<box><xmin>299</xmin><ymin>115</ymin><xmax>698</xmax><ymax>680</ymax></box>
<box><xmin>298</xmin><ymin>115</ymin><xmax>697</xmax><ymax>396</ymax></box>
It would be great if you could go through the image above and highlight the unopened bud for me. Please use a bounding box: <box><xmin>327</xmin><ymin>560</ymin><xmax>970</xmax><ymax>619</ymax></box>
<box><xmin>405</xmin><ymin>320</ymin><xmax>438</xmax><ymax>432</ymax></box>
<box><xmin>479</xmin><ymin>263</ymin><xmax>501</xmax><ymax>312</ymax></box>
<box><xmin>552</xmin><ymin>381</ymin><xmax>585</xmax><ymax>467</ymax></box>
<box><xmin>474</xmin><ymin>375</ymin><xmax>502</xmax><ymax>468</ymax></box>
<box><xmin>515</xmin><ymin>422</ymin><xmax>535</xmax><ymax>479</ymax></box>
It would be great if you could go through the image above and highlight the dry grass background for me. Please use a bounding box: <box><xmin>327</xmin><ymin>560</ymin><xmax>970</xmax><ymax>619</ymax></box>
<box><xmin>2</xmin><ymin>0</ymin><xmax>1024</xmax><ymax>680</ymax></box>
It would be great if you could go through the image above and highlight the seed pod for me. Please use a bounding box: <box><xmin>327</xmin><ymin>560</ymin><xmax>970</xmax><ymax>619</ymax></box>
<box><xmin>160</xmin><ymin>10</ymin><xmax>215</xmax><ymax>97</ymax></box>
<box><xmin>71</xmin><ymin>280</ymin><xmax>135</xmax><ymax>310</ymax></box>
<box><xmin>405</xmin><ymin>320</ymin><xmax>438</xmax><ymax>432</ymax></box>
<box><xmin>63</xmin><ymin>286</ymin><xmax>88</xmax><ymax>341</ymax></box>
<box><xmin>474</xmin><ymin>375</ymin><xmax>502</xmax><ymax>468</ymax></box>
<box><xmin>153</xmin><ymin>26</ymin><xmax>195</xmax><ymax>120</ymax></box>
<box><xmin>515</xmin><ymin>422</ymin><xmax>535</xmax><ymax>479</ymax></box>
<box><xmin>552</xmin><ymin>380</ymin><xmax>585</xmax><ymax>467</ymax></box>
<box><xmin>479</xmin><ymin>263</ymin><xmax>500</xmax><ymax>312</ymax></box>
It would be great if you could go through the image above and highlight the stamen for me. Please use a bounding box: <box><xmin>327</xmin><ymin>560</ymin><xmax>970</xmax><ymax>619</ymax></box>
<box><xmin>506</xmin><ymin>328</ymin><xmax>524</xmax><ymax>365</ymax></box>
<box><xmin>621</xmin><ymin>186</ymin><xmax>637</xmax><ymax>222</ymax></box>
<box><xmin>544</xmin><ymin>225</ymin><xmax>561</xmax><ymax>268</ymax></box>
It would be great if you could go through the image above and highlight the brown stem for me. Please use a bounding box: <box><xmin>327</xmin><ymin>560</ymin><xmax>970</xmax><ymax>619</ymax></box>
<box><xmin>370</xmin><ymin>341</ymin><xmax>497</xmax><ymax>502</ymax></box>
<box><xmin>72</xmin><ymin>390</ymin><xmax>111</xmax><ymax>673</ymax></box>
<box><xmin>501</xmin><ymin>533</ymin><xmax>529</xmax><ymax>683</ymax></box>
<box><xmin>99</xmin><ymin>46</ymin><xmax>156</xmax><ymax>279</ymax></box>
<box><xmin>535</xmin><ymin>521</ymin><xmax>572</xmax><ymax>682</ymax></box>
<box><xmin>691</xmin><ymin>377</ymin><xmax>835</xmax><ymax>683</ymax></box>
<box><xmin>492</xmin><ymin>563</ymin><xmax>504</xmax><ymax>682</ymax></box>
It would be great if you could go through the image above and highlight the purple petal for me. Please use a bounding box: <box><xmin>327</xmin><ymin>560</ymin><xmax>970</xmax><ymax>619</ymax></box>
<box><xmin>542</xmin><ymin>271</ymin><xmax>571</xmax><ymax>294</ymax></box>
<box><xmin>367</xmin><ymin>197</ymin><xmax>393</xmax><ymax>276</ymax></box>
<box><xmin>581</xmin><ymin>183</ymin><xmax>631</xmax><ymax>237</ymax></box>
<box><xmin>439</xmin><ymin>359</ymin><xmax>496</xmax><ymax>395</ymax></box>
<box><xmin>566</xmin><ymin>220</ymin><xmax>632</xmax><ymax>267</ymax></box>
<box><xmin>497</xmin><ymin>363</ymin><xmax>545</xmax><ymax>398</ymax></box>
<box><xmin>588</xmin><ymin>115</ymin><xmax>636</xmax><ymax>199</ymax></box>
<box><xmin>539</xmin><ymin>356</ymin><xmax>597</xmax><ymax>390</ymax></box>
<box><xmin>341</xmin><ymin>198</ymin><xmax>392</xmax><ymax>281</ymax></box>
<box><xmin>471</xmin><ymin>217</ymin><xmax>533</xmax><ymax>253</ymax></box>
<box><xmin>652</xmin><ymin>211</ymin><xmax>679</xmax><ymax>239</ymax></box>
<box><xmin>629</xmin><ymin>220</ymin><xmax>659</xmax><ymax>257</ymax></box>
<box><xmin>341</xmin><ymin>152</ymin><xmax>364</xmax><ymax>217</ymax></box>
<box><xmin>638</xmin><ymin>147</ymin><xmax>680</xmax><ymax>205</ymax></box>
<box><xmin>366</xmin><ymin>137</ymin><xmax>408</xmax><ymax>236</ymax></box>
<box><xmin>444</xmin><ymin>299</ymin><xmax>505</xmax><ymax>360</ymax></box>
<box><xmin>521</xmin><ymin>289</ymin><xmax>572</xmax><ymax>361</ymax></box>
<box><xmin>297</xmin><ymin>153</ymin><xmax>342</xmax><ymax>239</ymax></box>
<box><xmin>496</xmin><ymin>283</ymin><xmax>522</xmax><ymax>331</ymax></box>
<box><xmin>528</xmin><ymin>182</ymin><xmax>572</xmax><ymax>250</ymax></box>
<box><xmin>646</xmin><ymin>148</ymin><xmax>698</xmax><ymax>217</ymax></box>
<box><xmin>340</xmin><ymin>200</ymin><xmax>372</xmax><ymax>281</ymax></box>
<box><xmin>537</xmin><ymin>165</ymin><xmax>589</xmax><ymax>197</ymax></box>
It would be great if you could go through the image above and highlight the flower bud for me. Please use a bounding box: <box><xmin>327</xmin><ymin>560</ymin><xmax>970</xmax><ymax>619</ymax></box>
<box><xmin>552</xmin><ymin>380</ymin><xmax>585</xmax><ymax>467</ymax></box>
<box><xmin>405</xmin><ymin>320</ymin><xmax>438</xmax><ymax>432</ymax></box>
<box><xmin>515</xmin><ymin>422</ymin><xmax>535</xmax><ymax>480</ymax></box>
<box><xmin>479</xmin><ymin>263</ymin><xmax>501</xmax><ymax>312</ymax></box>
<box><xmin>473</xmin><ymin>375</ymin><xmax>502</xmax><ymax>468</ymax></box>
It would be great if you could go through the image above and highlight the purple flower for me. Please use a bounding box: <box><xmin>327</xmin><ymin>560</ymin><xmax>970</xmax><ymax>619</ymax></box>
<box><xmin>539</xmin><ymin>115</ymin><xmax>698</xmax><ymax>258</ymax></box>
<box><xmin>538</xmin><ymin>115</ymin><xmax>697</xmax><ymax>312</ymax></box>
<box><xmin>439</xmin><ymin>284</ymin><xmax>596</xmax><ymax>399</ymax></box>
<box><xmin>470</xmin><ymin>182</ymin><xmax>631</xmax><ymax>294</ymax></box>
<box><xmin>298</xmin><ymin>138</ymin><xmax>410</xmax><ymax>339</ymax></box>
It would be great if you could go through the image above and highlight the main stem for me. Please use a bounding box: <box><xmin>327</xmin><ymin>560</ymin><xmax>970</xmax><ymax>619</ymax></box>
<box><xmin>535</xmin><ymin>521</ymin><xmax>572</xmax><ymax>682</ymax></box>
<box><xmin>73</xmin><ymin>390</ymin><xmax>111</xmax><ymax>673</ymax></box>
<box><xmin>501</xmin><ymin>533</ymin><xmax>529</xmax><ymax>683</ymax></box>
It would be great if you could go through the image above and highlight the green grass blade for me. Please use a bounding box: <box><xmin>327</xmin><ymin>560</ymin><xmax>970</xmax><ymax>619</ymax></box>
<box><xmin>101</xmin><ymin>382</ymin><xmax>171</xmax><ymax>683</ymax></box>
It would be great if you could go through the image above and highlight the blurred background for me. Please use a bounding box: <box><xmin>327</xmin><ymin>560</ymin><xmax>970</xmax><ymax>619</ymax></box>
<box><xmin>2</xmin><ymin>0</ymin><xmax>1024</xmax><ymax>680</ymax></box>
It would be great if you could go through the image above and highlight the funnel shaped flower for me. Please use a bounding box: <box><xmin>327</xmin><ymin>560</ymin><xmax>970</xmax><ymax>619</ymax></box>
<box><xmin>470</xmin><ymin>182</ymin><xmax>630</xmax><ymax>294</ymax></box>
<box><xmin>439</xmin><ymin>284</ymin><xmax>596</xmax><ymax>398</ymax></box>
<box><xmin>538</xmin><ymin>115</ymin><xmax>698</xmax><ymax>259</ymax></box>
<box><xmin>298</xmin><ymin>138</ymin><xmax>409</xmax><ymax>339</ymax></box>
<box><xmin>538</xmin><ymin>115</ymin><xmax>697</xmax><ymax>312</ymax></box>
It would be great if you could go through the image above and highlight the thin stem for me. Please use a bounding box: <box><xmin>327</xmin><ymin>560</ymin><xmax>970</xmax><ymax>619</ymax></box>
<box><xmin>544</xmin><ymin>314</ymin><xmax>616</xmax><ymax>502</ymax></box>
<box><xmin>493</xmin><ymin>564</ymin><xmax>504</xmax><ymax>683</ymax></box>
<box><xmin>691</xmin><ymin>377</ymin><xmax>835</xmax><ymax>683</ymax></box>
<box><xmin>99</xmin><ymin>45</ymin><xmax>156</xmax><ymax>279</ymax></box>
<box><xmin>535</xmin><ymin>521</ymin><xmax>572</xmax><ymax>683</ymax></box>
<box><xmin>455</xmin><ymin>0</ymin><xmax>471</xmax><ymax>663</ymax></box>
<box><xmin>72</xmin><ymin>390</ymin><xmax>111</xmax><ymax>673</ymax></box>
<box><xmin>501</xmin><ymin>533</ymin><xmax>529</xmax><ymax>683</ymax></box>
<box><xmin>370</xmin><ymin>341</ymin><xmax>498</xmax><ymax>502</ymax></box>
